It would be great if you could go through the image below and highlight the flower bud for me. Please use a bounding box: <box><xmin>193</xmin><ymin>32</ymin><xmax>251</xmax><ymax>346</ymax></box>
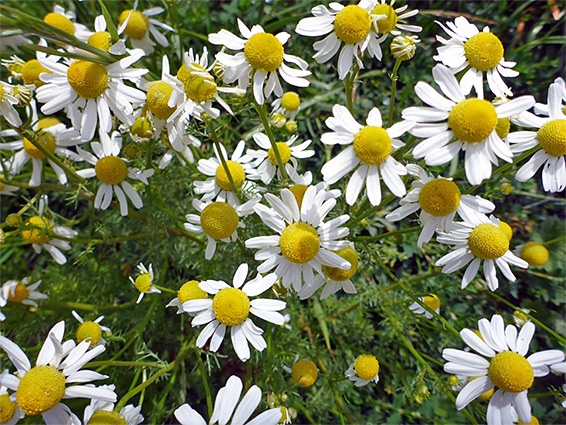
<box><xmin>391</xmin><ymin>35</ymin><xmax>419</xmax><ymax>61</ymax></box>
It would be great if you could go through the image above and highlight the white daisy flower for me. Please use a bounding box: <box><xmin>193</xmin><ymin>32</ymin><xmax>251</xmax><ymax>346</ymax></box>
<box><xmin>442</xmin><ymin>314</ymin><xmax>565</xmax><ymax>425</ymax></box>
<box><xmin>0</xmin><ymin>81</ymin><xmax>22</xmax><ymax>127</ymax></box>
<box><xmin>533</xmin><ymin>77</ymin><xmax>566</xmax><ymax>116</ymax></box>
<box><xmin>0</xmin><ymin>321</ymin><xmax>117</xmax><ymax>424</ymax></box>
<box><xmin>249</xmin><ymin>133</ymin><xmax>314</xmax><ymax>184</ymax></box>
<box><xmin>72</xmin><ymin>310</ymin><xmax>111</xmax><ymax>349</ymax></box>
<box><xmin>42</xmin><ymin>5</ymin><xmax>90</xmax><ymax>42</ymax></box>
<box><xmin>1</xmin><ymin>276</ymin><xmax>47</xmax><ymax>307</ymax></box>
<box><xmin>321</xmin><ymin>104</ymin><xmax>414</xmax><ymax>206</ymax></box>
<box><xmin>83</xmin><ymin>388</ymin><xmax>143</xmax><ymax>425</ymax></box>
<box><xmin>36</xmin><ymin>51</ymin><xmax>148</xmax><ymax>141</ymax></box>
<box><xmin>385</xmin><ymin>164</ymin><xmax>495</xmax><ymax>247</ymax></box>
<box><xmin>433</xmin><ymin>16</ymin><xmax>519</xmax><ymax>98</ymax></box>
<box><xmin>76</xmin><ymin>131</ymin><xmax>154</xmax><ymax>216</ymax></box>
<box><xmin>183</xmin><ymin>263</ymin><xmax>285</xmax><ymax>362</ymax></box>
<box><xmin>402</xmin><ymin>64</ymin><xmax>535</xmax><ymax>185</ymax></box>
<box><xmin>166</xmin><ymin>280</ymin><xmax>207</xmax><ymax>315</ymax></box>
<box><xmin>408</xmin><ymin>294</ymin><xmax>440</xmax><ymax>319</ymax></box>
<box><xmin>83</xmin><ymin>15</ymin><xmax>127</xmax><ymax>56</ymax></box>
<box><xmin>0</xmin><ymin>383</ymin><xmax>24</xmax><ymax>425</ymax></box>
<box><xmin>209</xmin><ymin>19</ymin><xmax>311</xmax><ymax>105</ymax></box>
<box><xmin>345</xmin><ymin>354</ymin><xmax>380</xmax><ymax>387</ymax></box>
<box><xmin>362</xmin><ymin>0</ymin><xmax>422</xmax><ymax>39</ymax></box>
<box><xmin>509</xmin><ymin>80</ymin><xmax>566</xmax><ymax>193</ymax></box>
<box><xmin>245</xmin><ymin>185</ymin><xmax>351</xmax><ymax>292</ymax></box>
<box><xmin>282</xmin><ymin>355</ymin><xmax>319</xmax><ymax>387</ymax></box>
<box><xmin>174</xmin><ymin>375</ymin><xmax>282</xmax><ymax>425</ymax></box>
<box><xmin>129</xmin><ymin>263</ymin><xmax>160</xmax><ymax>304</ymax></box>
<box><xmin>435</xmin><ymin>213</ymin><xmax>528</xmax><ymax>291</ymax></box>
<box><xmin>185</xmin><ymin>197</ymin><xmax>258</xmax><ymax>260</ymax></box>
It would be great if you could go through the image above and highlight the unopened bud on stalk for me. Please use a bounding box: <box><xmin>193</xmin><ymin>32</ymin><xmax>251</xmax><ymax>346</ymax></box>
<box><xmin>391</xmin><ymin>35</ymin><xmax>419</xmax><ymax>61</ymax></box>
<box><xmin>270</xmin><ymin>114</ymin><xmax>286</xmax><ymax>128</ymax></box>
<box><xmin>6</xmin><ymin>213</ymin><xmax>22</xmax><ymax>227</ymax></box>
<box><xmin>285</xmin><ymin>120</ymin><xmax>298</xmax><ymax>133</ymax></box>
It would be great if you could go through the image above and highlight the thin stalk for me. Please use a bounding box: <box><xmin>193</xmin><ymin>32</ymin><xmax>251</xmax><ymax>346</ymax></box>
<box><xmin>388</xmin><ymin>59</ymin><xmax>402</xmax><ymax>127</ymax></box>
<box><xmin>86</xmin><ymin>361</ymin><xmax>164</xmax><ymax>368</ymax></box>
<box><xmin>344</xmin><ymin>63</ymin><xmax>360</xmax><ymax>115</ymax></box>
<box><xmin>198</xmin><ymin>354</ymin><xmax>213</xmax><ymax>418</ymax></box>
<box><xmin>53</xmin><ymin>231</ymin><xmax>168</xmax><ymax>245</ymax></box>
<box><xmin>253</xmin><ymin>100</ymin><xmax>288</xmax><ymax>181</ymax></box>
<box><xmin>152</xmin><ymin>284</ymin><xmax>176</xmax><ymax>294</ymax></box>
<box><xmin>207</xmin><ymin>121</ymin><xmax>239</xmax><ymax>195</ymax></box>
<box><xmin>43</xmin><ymin>300</ymin><xmax>137</xmax><ymax>312</ymax></box>
<box><xmin>346</xmin><ymin>194</ymin><xmax>395</xmax><ymax>228</ymax></box>
<box><xmin>544</xmin><ymin>236</ymin><xmax>566</xmax><ymax>246</ymax></box>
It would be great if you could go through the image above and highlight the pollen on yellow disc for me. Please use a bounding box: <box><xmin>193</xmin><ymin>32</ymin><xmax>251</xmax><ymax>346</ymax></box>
<box><xmin>289</xmin><ymin>185</ymin><xmax>308</xmax><ymax>209</ymax></box>
<box><xmin>448</xmin><ymin>98</ymin><xmax>498</xmax><ymax>144</ymax></box>
<box><xmin>177</xmin><ymin>280</ymin><xmax>207</xmax><ymax>304</ymax></box>
<box><xmin>518</xmin><ymin>415</ymin><xmax>540</xmax><ymax>425</ymax></box>
<box><xmin>498</xmin><ymin>220</ymin><xmax>513</xmax><ymax>241</ymax></box>
<box><xmin>16</xmin><ymin>365</ymin><xmax>66</xmax><ymax>415</ymax></box>
<box><xmin>268</xmin><ymin>142</ymin><xmax>292</xmax><ymax>166</ymax></box>
<box><xmin>76</xmin><ymin>321</ymin><xmax>102</xmax><ymax>346</ymax></box>
<box><xmin>200</xmin><ymin>202</ymin><xmax>239</xmax><ymax>240</ymax></box>
<box><xmin>520</xmin><ymin>242</ymin><xmax>549</xmax><ymax>267</ymax></box>
<box><xmin>177</xmin><ymin>64</ymin><xmax>191</xmax><ymax>85</ymax></box>
<box><xmin>44</xmin><ymin>12</ymin><xmax>75</xmax><ymax>36</ymax></box>
<box><xmin>23</xmin><ymin>131</ymin><xmax>56</xmax><ymax>160</ymax></box>
<box><xmin>7</xmin><ymin>282</ymin><xmax>29</xmax><ymax>303</ymax></box>
<box><xmin>95</xmin><ymin>156</ymin><xmax>128</xmax><ymax>185</ymax></box>
<box><xmin>21</xmin><ymin>59</ymin><xmax>50</xmax><ymax>86</ymax></box>
<box><xmin>322</xmin><ymin>246</ymin><xmax>358</xmax><ymax>281</ymax></box>
<box><xmin>488</xmin><ymin>351</ymin><xmax>534</xmax><ymax>393</ymax></box>
<box><xmin>354</xmin><ymin>354</ymin><xmax>379</xmax><ymax>381</ymax></box>
<box><xmin>21</xmin><ymin>216</ymin><xmax>51</xmax><ymax>245</ymax></box>
<box><xmin>464</xmin><ymin>32</ymin><xmax>504</xmax><ymax>72</ymax></box>
<box><xmin>281</xmin><ymin>92</ymin><xmax>300</xmax><ymax>111</ymax></box>
<box><xmin>334</xmin><ymin>5</ymin><xmax>371</xmax><ymax>44</ymax></box>
<box><xmin>496</xmin><ymin>117</ymin><xmax>510</xmax><ymax>140</ymax></box>
<box><xmin>212</xmin><ymin>287</ymin><xmax>250</xmax><ymax>326</ymax></box>
<box><xmin>418</xmin><ymin>179</ymin><xmax>461</xmax><ymax>217</ymax></box>
<box><xmin>371</xmin><ymin>4</ymin><xmax>399</xmax><ymax>34</ymax></box>
<box><xmin>244</xmin><ymin>33</ymin><xmax>284</xmax><ymax>72</ymax></box>
<box><xmin>184</xmin><ymin>66</ymin><xmax>217</xmax><ymax>103</ymax></box>
<box><xmin>118</xmin><ymin>10</ymin><xmax>149</xmax><ymax>40</ymax></box>
<box><xmin>423</xmin><ymin>294</ymin><xmax>440</xmax><ymax>311</ymax></box>
<box><xmin>147</xmin><ymin>82</ymin><xmax>176</xmax><ymax>120</ymax></box>
<box><xmin>134</xmin><ymin>273</ymin><xmax>151</xmax><ymax>293</ymax></box>
<box><xmin>468</xmin><ymin>376</ymin><xmax>494</xmax><ymax>400</ymax></box>
<box><xmin>468</xmin><ymin>223</ymin><xmax>509</xmax><ymax>260</ymax></box>
<box><xmin>353</xmin><ymin>126</ymin><xmax>392</xmax><ymax>165</ymax></box>
<box><xmin>537</xmin><ymin>119</ymin><xmax>566</xmax><ymax>157</ymax></box>
<box><xmin>87</xmin><ymin>410</ymin><xmax>127</xmax><ymax>425</ymax></box>
<box><xmin>279</xmin><ymin>222</ymin><xmax>320</xmax><ymax>264</ymax></box>
<box><xmin>88</xmin><ymin>31</ymin><xmax>112</xmax><ymax>52</ymax></box>
<box><xmin>67</xmin><ymin>60</ymin><xmax>109</xmax><ymax>99</ymax></box>
<box><xmin>0</xmin><ymin>393</ymin><xmax>16</xmax><ymax>423</ymax></box>
<box><xmin>291</xmin><ymin>359</ymin><xmax>318</xmax><ymax>387</ymax></box>
<box><xmin>215</xmin><ymin>160</ymin><xmax>246</xmax><ymax>191</ymax></box>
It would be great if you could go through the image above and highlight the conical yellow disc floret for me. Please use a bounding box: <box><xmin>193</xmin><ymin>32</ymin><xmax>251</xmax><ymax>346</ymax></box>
<box><xmin>88</xmin><ymin>31</ymin><xmax>112</xmax><ymax>52</ymax></box>
<box><xmin>130</xmin><ymin>116</ymin><xmax>154</xmax><ymax>140</ymax></box>
<box><xmin>134</xmin><ymin>274</ymin><xmax>151</xmax><ymax>293</ymax></box>
<box><xmin>448</xmin><ymin>98</ymin><xmax>497</xmax><ymax>144</ymax></box>
<box><xmin>21</xmin><ymin>59</ymin><xmax>50</xmax><ymax>86</ymax></box>
<box><xmin>177</xmin><ymin>280</ymin><xmax>207</xmax><ymax>304</ymax></box>
<box><xmin>354</xmin><ymin>354</ymin><xmax>379</xmax><ymax>381</ymax></box>
<box><xmin>281</xmin><ymin>92</ymin><xmax>300</xmax><ymax>111</ymax></box>
<box><xmin>418</xmin><ymin>179</ymin><xmax>461</xmax><ymax>217</ymax></box>
<box><xmin>334</xmin><ymin>5</ymin><xmax>371</xmax><ymax>44</ymax></box>
<box><xmin>468</xmin><ymin>223</ymin><xmax>509</xmax><ymax>260</ymax></box>
<box><xmin>279</xmin><ymin>222</ymin><xmax>320</xmax><ymax>264</ymax></box>
<box><xmin>95</xmin><ymin>156</ymin><xmax>128</xmax><ymax>185</ymax></box>
<box><xmin>322</xmin><ymin>246</ymin><xmax>358</xmax><ymax>281</ymax></box>
<box><xmin>184</xmin><ymin>64</ymin><xmax>218</xmax><ymax>103</ymax></box>
<box><xmin>498</xmin><ymin>220</ymin><xmax>513</xmax><ymax>241</ymax></box>
<box><xmin>44</xmin><ymin>13</ymin><xmax>75</xmax><ymax>35</ymax></box>
<box><xmin>464</xmin><ymin>32</ymin><xmax>504</xmax><ymax>72</ymax></box>
<box><xmin>0</xmin><ymin>394</ymin><xmax>16</xmax><ymax>423</ymax></box>
<box><xmin>537</xmin><ymin>119</ymin><xmax>566</xmax><ymax>157</ymax></box>
<box><xmin>16</xmin><ymin>365</ymin><xmax>66</xmax><ymax>415</ymax></box>
<box><xmin>21</xmin><ymin>216</ymin><xmax>51</xmax><ymax>245</ymax></box>
<box><xmin>87</xmin><ymin>410</ymin><xmax>127</xmax><ymax>425</ymax></box>
<box><xmin>353</xmin><ymin>126</ymin><xmax>392</xmax><ymax>165</ymax></box>
<box><xmin>371</xmin><ymin>4</ymin><xmax>398</xmax><ymax>34</ymax></box>
<box><xmin>200</xmin><ymin>202</ymin><xmax>239</xmax><ymax>240</ymax></box>
<box><xmin>496</xmin><ymin>117</ymin><xmax>510</xmax><ymax>140</ymax></box>
<box><xmin>119</xmin><ymin>10</ymin><xmax>149</xmax><ymax>40</ymax></box>
<box><xmin>212</xmin><ymin>287</ymin><xmax>250</xmax><ymax>326</ymax></box>
<box><xmin>177</xmin><ymin>65</ymin><xmax>191</xmax><ymax>85</ymax></box>
<box><xmin>67</xmin><ymin>60</ymin><xmax>109</xmax><ymax>99</ymax></box>
<box><xmin>244</xmin><ymin>33</ymin><xmax>284</xmax><ymax>72</ymax></box>
<box><xmin>488</xmin><ymin>351</ymin><xmax>534</xmax><ymax>393</ymax></box>
<box><xmin>520</xmin><ymin>242</ymin><xmax>549</xmax><ymax>267</ymax></box>
<box><xmin>289</xmin><ymin>185</ymin><xmax>308</xmax><ymax>209</ymax></box>
<box><xmin>76</xmin><ymin>321</ymin><xmax>102</xmax><ymax>346</ymax></box>
<box><xmin>215</xmin><ymin>161</ymin><xmax>246</xmax><ymax>191</ymax></box>
<box><xmin>268</xmin><ymin>142</ymin><xmax>292</xmax><ymax>166</ymax></box>
<box><xmin>147</xmin><ymin>82</ymin><xmax>176</xmax><ymax>120</ymax></box>
<box><xmin>7</xmin><ymin>281</ymin><xmax>29</xmax><ymax>302</ymax></box>
<box><xmin>423</xmin><ymin>294</ymin><xmax>440</xmax><ymax>311</ymax></box>
<box><xmin>291</xmin><ymin>359</ymin><xmax>318</xmax><ymax>387</ymax></box>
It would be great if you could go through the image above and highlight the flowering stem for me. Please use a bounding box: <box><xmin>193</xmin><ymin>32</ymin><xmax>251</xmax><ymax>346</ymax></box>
<box><xmin>253</xmin><ymin>100</ymin><xmax>289</xmax><ymax>181</ymax></box>
<box><xmin>346</xmin><ymin>194</ymin><xmax>395</xmax><ymax>227</ymax></box>
<box><xmin>153</xmin><ymin>284</ymin><xmax>176</xmax><ymax>294</ymax></box>
<box><xmin>198</xmin><ymin>354</ymin><xmax>214</xmax><ymax>418</ymax></box>
<box><xmin>349</xmin><ymin>226</ymin><xmax>421</xmax><ymax>242</ymax></box>
<box><xmin>543</xmin><ymin>236</ymin><xmax>566</xmax><ymax>246</ymax></box>
<box><xmin>388</xmin><ymin>59</ymin><xmax>402</xmax><ymax>127</ymax></box>
<box><xmin>207</xmin><ymin>121</ymin><xmax>240</xmax><ymax>195</ymax></box>
<box><xmin>344</xmin><ymin>63</ymin><xmax>359</xmax><ymax>115</ymax></box>
<box><xmin>86</xmin><ymin>360</ymin><xmax>164</xmax><ymax>368</ymax></box>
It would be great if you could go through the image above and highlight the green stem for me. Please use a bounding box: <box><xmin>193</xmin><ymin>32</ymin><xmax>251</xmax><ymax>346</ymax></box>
<box><xmin>543</xmin><ymin>236</ymin><xmax>566</xmax><ymax>246</ymax></box>
<box><xmin>253</xmin><ymin>100</ymin><xmax>288</xmax><ymax>181</ymax></box>
<box><xmin>43</xmin><ymin>301</ymin><xmax>136</xmax><ymax>312</ymax></box>
<box><xmin>86</xmin><ymin>361</ymin><xmax>164</xmax><ymax>368</ymax></box>
<box><xmin>207</xmin><ymin>121</ymin><xmax>240</xmax><ymax>195</ymax></box>
<box><xmin>53</xmin><ymin>231</ymin><xmax>168</xmax><ymax>245</ymax></box>
<box><xmin>388</xmin><ymin>59</ymin><xmax>402</xmax><ymax>127</ymax></box>
<box><xmin>344</xmin><ymin>63</ymin><xmax>359</xmax><ymax>115</ymax></box>
<box><xmin>346</xmin><ymin>194</ymin><xmax>395</xmax><ymax>228</ymax></box>
<box><xmin>153</xmin><ymin>284</ymin><xmax>176</xmax><ymax>294</ymax></box>
<box><xmin>350</xmin><ymin>226</ymin><xmax>421</xmax><ymax>242</ymax></box>
<box><xmin>198</xmin><ymin>354</ymin><xmax>213</xmax><ymax>418</ymax></box>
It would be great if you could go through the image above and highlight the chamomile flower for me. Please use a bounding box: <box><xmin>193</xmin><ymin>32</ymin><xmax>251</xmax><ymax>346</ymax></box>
<box><xmin>409</xmin><ymin>294</ymin><xmax>440</xmax><ymax>319</ymax></box>
<box><xmin>272</xmin><ymin>91</ymin><xmax>301</xmax><ymax>120</ymax></box>
<box><xmin>442</xmin><ymin>314</ymin><xmax>565</xmax><ymax>425</ymax></box>
<box><xmin>209</xmin><ymin>19</ymin><xmax>311</xmax><ymax>105</ymax></box>
<box><xmin>434</xmin><ymin>16</ymin><xmax>519</xmax><ymax>98</ymax></box>
<box><xmin>249</xmin><ymin>133</ymin><xmax>314</xmax><ymax>184</ymax></box>
<box><xmin>345</xmin><ymin>354</ymin><xmax>380</xmax><ymax>386</ymax></box>
<box><xmin>385</xmin><ymin>164</ymin><xmax>495</xmax><ymax>247</ymax></box>
<box><xmin>183</xmin><ymin>263</ymin><xmax>285</xmax><ymax>362</ymax></box>
<box><xmin>0</xmin><ymin>321</ymin><xmax>117</xmax><ymax>424</ymax></box>
<box><xmin>83</xmin><ymin>391</ymin><xmax>143</xmax><ymax>425</ymax></box>
<box><xmin>77</xmin><ymin>131</ymin><xmax>154</xmax><ymax>216</ymax></box>
<box><xmin>283</xmin><ymin>356</ymin><xmax>319</xmax><ymax>387</ymax></box>
<box><xmin>42</xmin><ymin>5</ymin><xmax>90</xmax><ymax>42</ymax></box>
<box><xmin>321</xmin><ymin>104</ymin><xmax>414</xmax><ymax>206</ymax></box>
<box><xmin>84</xmin><ymin>15</ymin><xmax>127</xmax><ymax>56</ymax></box>
<box><xmin>166</xmin><ymin>280</ymin><xmax>207</xmax><ymax>315</ymax></box>
<box><xmin>185</xmin><ymin>197</ymin><xmax>258</xmax><ymax>260</ymax></box>
<box><xmin>435</xmin><ymin>213</ymin><xmax>528</xmax><ymax>291</ymax></box>
<box><xmin>72</xmin><ymin>310</ymin><xmax>111</xmax><ymax>348</ymax></box>
<box><xmin>129</xmin><ymin>263</ymin><xmax>160</xmax><ymax>304</ymax></box>
<box><xmin>509</xmin><ymin>80</ymin><xmax>566</xmax><ymax>193</ymax></box>
<box><xmin>0</xmin><ymin>81</ymin><xmax>22</xmax><ymax>127</ymax></box>
<box><xmin>0</xmin><ymin>382</ymin><xmax>24</xmax><ymax>425</ymax></box>
<box><xmin>2</xmin><ymin>277</ymin><xmax>47</xmax><ymax>307</ymax></box>
<box><xmin>402</xmin><ymin>64</ymin><xmax>535</xmax><ymax>185</ymax></box>
<box><xmin>174</xmin><ymin>375</ymin><xmax>282</xmax><ymax>425</ymax></box>
<box><xmin>363</xmin><ymin>0</ymin><xmax>421</xmax><ymax>38</ymax></box>
<box><xmin>245</xmin><ymin>185</ymin><xmax>351</xmax><ymax>291</ymax></box>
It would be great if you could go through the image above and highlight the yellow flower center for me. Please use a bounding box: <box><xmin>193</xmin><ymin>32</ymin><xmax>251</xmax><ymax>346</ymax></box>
<box><xmin>16</xmin><ymin>365</ymin><xmax>66</xmax><ymax>416</ymax></box>
<box><xmin>418</xmin><ymin>179</ymin><xmax>461</xmax><ymax>217</ymax></box>
<box><xmin>354</xmin><ymin>354</ymin><xmax>380</xmax><ymax>381</ymax></box>
<box><xmin>468</xmin><ymin>376</ymin><xmax>494</xmax><ymax>400</ymax></box>
<box><xmin>289</xmin><ymin>185</ymin><xmax>308</xmax><ymax>209</ymax></box>
<box><xmin>95</xmin><ymin>156</ymin><xmax>128</xmax><ymax>185</ymax></box>
<box><xmin>200</xmin><ymin>202</ymin><xmax>239</xmax><ymax>240</ymax></box>
<box><xmin>322</xmin><ymin>246</ymin><xmax>358</xmax><ymax>281</ymax></box>
<box><xmin>353</xmin><ymin>126</ymin><xmax>392</xmax><ymax>165</ymax></box>
<box><xmin>7</xmin><ymin>282</ymin><xmax>29</xmax><ymax>303</ymax></box>
<box><xmin>519</xmin><ymin>415</ymin><xmax>540</xmax><ymax>425</ymax></box>
<box><xmin>146</xmin><ymin>82</ymin><xmax>176</xmax><ymax>120</ymax></box>
<box><xmin>496</xmin><ymin>117</ymin><xmax>510</xmax><ymax>140</ymax></box>
<box><xmin>21</xmin><ymin>59</ymin><xmax>50</xmax><ymax>86</ymax></box>
<box><xmin>88</xmin><ymin>31</ymin><xmax>112</xmax><ymax>52</ymax></box>
<box><xmin>44</xmin><ymin>13</ymin><xmax>75</xmax><ymax>36</ymax></box>
<box><xmin>177</xmin><ymin>280</ymin><xmax>207</xmax><ymax>304</ymax></box>
<box><xmin>87</xmin><ymin>410</ymin><xmax>127</xmax><ymax>425</ymax></box>
<box><xmin>268</xmin><ymin>142</ymin><xmax>292</xmax><ymax>166</ymax></box>
<box><xmin>498</xmin><ymin>220</ymin><xmax>513</xmax><ymax>241</ymax></box>
<box><xmin>244</xmin><ymin>33</ymin><xmax>284</xmax><ymax>72</ymax></box>
<box><xmin>334</xmin><ymin>5</ymin><xmax>371</xmax><ymax>44</ymax></box>
<box><xmin>279</xmin><ymin>222</ymin><xmax>320</xmax><ymax>264</ymax></box>
<box><xmin>22</xmin><ymin>117</ymin><xmax>60</xmax><ymax>159</ymax></box>
<box><xmin>448</xmin><ymin>98</ymin><xmax>498</xmax><ymax>143</ymax></box>
<box><xmin>21</xmin><ymin>216</ymin><xmax>51</xmax><ymax>245</ymax></box>
<box><xmin>520</xmin><ymin>241</ymin><xmax>549</xmax><ymax>267</ymax></box>
<box><xmin>464</xmin><ymin>32</ymin><xmax>504</xmax><ymax>72</ymax></box>
<box><xmin>488</xmin><ymin>351</ymin><xmax>534</xmax><ymax>393</ymax></box>
<box><xmin>0</xmin><ymin>393</ymin><xmax>16</xmax><ymax>423</ymax></box>
<box><xmin>468</xmin><ymin>223</ymin><xmax>509</xmax><ymax>260</ymax></box>
<box><xmin>212</xmin><ymin>287</ymin><xmax>250</xmax><ymax>326</ymax></box>
<box><xmin>119</xmin><ymin>10</ymin><xmax>149</xmax><ymax>40</ymax></box>
<box><xmin>371</xmin><ymin>4</ymin><xmax>399</xmax><ymax>34</ymax></box>
<box><xmin>537</xmin><ymin>119</ymin><xmax>566</xmax><ymax>157</ymax></box>
<box><xmin>177</xmin><ymin>64</ymin><xmax>191</xmax><ymax>85</ymax></box>
<box><xmin>76</xmin><ymin>321</ymin><xmax>102</xmax><ymax>346</ymax></box>
<box><xmin>281</xmin><ymin>92</ymin><xmax>300</xmax><ymax>111</ymax></box>
<box><xmin>423</xmin><ymin>294</ymin><xmax>440</xmax><ymax>311</ymax></box>
<box><xmin>134</xmin><ymin>273</ymin><xmax>151</xmax><ymax>293</ymax></box>
<box><xmin>67</xmin><ymin>60</ymin><xmax>109</xmax><ymax>99</ymax></box>
<box><xmin>291</xmin><ymin>359</ymin><xmax>318</xmax><ymax>387</ymax></box>
<box><xmin>184</xmin><ymin>65</ymin><xmax>217</xmax><ymax>103</ymax></box>
<box><xmin>215</xmin><ymin>160</ymin><xmax>246</xmax><ymax>191</ymax></box>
